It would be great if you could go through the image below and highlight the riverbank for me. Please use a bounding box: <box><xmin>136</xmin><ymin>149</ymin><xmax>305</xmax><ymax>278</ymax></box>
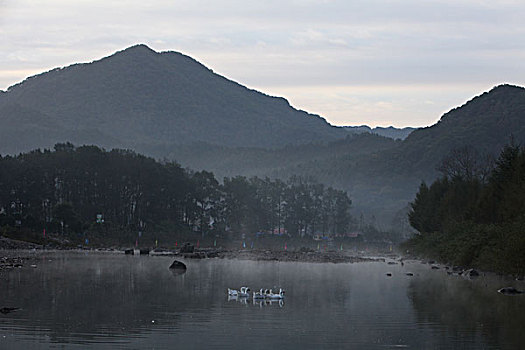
<box><xmin>0</xmin><ymin>236</ymin><xmax>42</xmax><ymax>250</ymax></box>
<box><xmin>209</xmin><ymin>248</ymin><xmax>384</xmax><ymax>264</ymax></box>
<box><xmin>0</xmin><ymin>237</ymin><xmax>40</xmax><ymax>273</ymax></box>
<box><xmin>401</xmin><ymin>230</ymin><xmax>525</xmax><ymax>280</ymax></box>
<box><xmin>0</xmin><ymin>237</ymin><xmax>388</xmax><ymax>266</ymax></box>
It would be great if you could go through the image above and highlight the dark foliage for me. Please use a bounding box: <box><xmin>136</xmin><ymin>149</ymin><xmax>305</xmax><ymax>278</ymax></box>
<box><xmin>406</xmin><ymin>144</ymin><xmax>525</xmax><ymax>274</ymax></box>
<box><xmin>0</xmin><ymin>144</ymin><xmax>353</xmax><ymax>245</ymax></box>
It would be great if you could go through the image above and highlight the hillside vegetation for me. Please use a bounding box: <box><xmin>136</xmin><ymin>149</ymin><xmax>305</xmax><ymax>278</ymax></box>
<box><xmin>405</xmin><ymin>144</ymin><xmax>525</xmax><ymax>275</ymax></box>
<box><xmin>0</xmin><ymin>144</ymin><xmax>354</xmax><ymax>247</ymax></box>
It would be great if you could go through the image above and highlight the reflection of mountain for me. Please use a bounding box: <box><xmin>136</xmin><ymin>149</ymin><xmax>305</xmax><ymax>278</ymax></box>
<box><xmin>407</xmin><ymin>274</ymin><xmax>525</xmax><ymax>350</ymax></box>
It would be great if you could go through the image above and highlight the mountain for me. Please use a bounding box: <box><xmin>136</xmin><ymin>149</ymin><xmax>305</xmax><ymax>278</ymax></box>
<box><xmin>156</xmin><ymin>132</ymin><xmax>400</xmax><ymax>179</ymax></box>
<box><xmin>268</xmin><ymin>84</ymin><xmax>525</xmax><ymax>226</ymax></box>
<box><xmin>398</xmin><ymin>84</ymin><xmax>525</xmax><ymax>174</ymax></box>
<box><xmin>2</xmin><ymin>45</ymin><xmax>523</xmax><ymax>232</ymax></box>
<box><xmin>342</xmin><ymin>125</ymin><xmax>417</xmax><ymax>140</ymax></box>
<box><xmin>0</xmin><ymin>44</ymin><xmax>345</xmax><ymax>154</ymax></box>
<box><xmin>168</xmin><ymin>84</ymin><xmax>525</xmax><ymax>229</ymax></box>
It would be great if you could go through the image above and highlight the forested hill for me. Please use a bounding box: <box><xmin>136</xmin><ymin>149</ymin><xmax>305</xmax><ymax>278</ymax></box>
<box><xmin>1</xmin><ymin>44</ymin><xmax>523</xmax><ymax>233</ymax></box>
<box><xmin>342</xmin><ymin>126</ymin><xmax>416</xmax><ymax>140</ymax></box>
<box><xmin>0</xmin><ymin>44</ymin><xmax>345</xmax><ymax>154</ymax></box>
<box><xmin>178</xmin><ymin>84</ymin><xmax>525</xmax><ymax>229</ymax></box>
<box><xmin>406</xmin><ymin>143</ymin><xmax>525</xmax><ymax>274</ymax></box>
<box><xmin>397</xmin><ymin>84</ymin><xmax>525</xmax><ymax>176</ymax></box>
<box><xmin>148</xmin><ymin>132</ymin><xmax>400</xmax><ymax>179</ymax></box>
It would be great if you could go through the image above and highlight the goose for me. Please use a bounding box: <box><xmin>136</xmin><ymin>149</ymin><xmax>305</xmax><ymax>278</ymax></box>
<box><xmin>267</xmin><ymin>288</ymin><xmax>285</xmax><ymax>299</ymax></box>
<box><xmin>253</xmin><ymin>289</ymin><xmax>266</xmax><ymax>299</ymax></box>
<box><xmin>228</xmin><ymin>288</ymin><xmax>239</xmax><ymax>296</ymax></box>
<box><xmin>239</xmin><ymin>286</ymin><xmax>251</xmax><ymax>297</ymax></box>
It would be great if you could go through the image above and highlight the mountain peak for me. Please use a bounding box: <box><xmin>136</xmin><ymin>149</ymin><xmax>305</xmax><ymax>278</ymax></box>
<box><xmin>114</xmin><ymin>44</ymin><xmax>158</xmax><ymax>58</ymax></box>
<box><xmin>0</xmin><ymin>45</ymin><xmax>345</xmax><ymax>152</ymax></box>
<box><xmin>489</xmin><ymin>83</ymin><xmax>525</xmax><ymax>93</ymax></box>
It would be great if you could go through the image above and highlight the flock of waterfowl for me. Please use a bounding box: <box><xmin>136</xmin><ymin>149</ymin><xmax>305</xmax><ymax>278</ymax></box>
<box><xmin>228</xmin><ymin>287</ymin><xmax>285</xmax><ymax>300</ymax></box>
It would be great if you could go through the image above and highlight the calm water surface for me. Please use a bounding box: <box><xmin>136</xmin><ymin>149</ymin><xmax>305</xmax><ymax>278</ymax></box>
<box><xmin>1</xmin><ymin>251</ymin><xmax>524</xmax><ymax>349</ymax></box>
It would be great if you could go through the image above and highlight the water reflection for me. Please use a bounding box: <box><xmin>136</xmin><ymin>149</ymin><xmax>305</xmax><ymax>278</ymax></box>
<box><xmin>1</xmin><ymin>252</ymin><xmax>212</xmax><ymax>345</ymax></box>
<box><xmin>408</xmin><ymin>271</ymin><xmax>525</xmax><ymax>350</ymax></box>
<box><xmin>227</xmin><ymin>295</ymin><xmax>284</xmax><ymax>308</ymax></box>
<box><xmin>0</xmin><ymin>252</ymin><xmax>523</xmax><ymax>349</ymax></box>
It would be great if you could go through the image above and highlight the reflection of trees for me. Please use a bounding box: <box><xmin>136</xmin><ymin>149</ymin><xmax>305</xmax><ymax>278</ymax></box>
<box><xmin>1</xmin><ymin>254</ymin><xmax>362</xmax><ymax>347</ymax></box>
<box><xmin>407</xmin><ymin>274</ymin><xmax>525</xmax><ymax>350</ymax></box>
<box><xmin>1</xmin><ymin>253</ymin><xmax>217</xmax><ymax>344</ymax></box>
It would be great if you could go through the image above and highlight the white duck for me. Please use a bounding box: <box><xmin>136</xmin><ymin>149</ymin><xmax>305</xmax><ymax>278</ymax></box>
<box><xmin>267</xmin><ymin>288</ymin><xmax>285</xmax><ymax>299</ymax></box>
<box><xmin>253</xmin><ymin>289</ymin><xmax>266</xmax><ymax>299</ymax></box>
<box><xmin>239</xmin><ymin>286</ymin><xmax>251</xmax><ymax>297</ymax></box>
<box><xmin>227</xmin><ymin>288</ymin><xmax>239</xmax><ymax>296</ymax></box>
<box><xmin>228</xmin><ymin>286</ymin><xmax>251</xmax><ymax>297</ymax></box>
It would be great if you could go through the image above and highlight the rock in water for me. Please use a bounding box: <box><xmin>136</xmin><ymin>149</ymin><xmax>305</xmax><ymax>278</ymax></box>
<box><xmin>498</xmin><ymin>287</ymin><xmax>524</xmax><ymax>295</ymax></box>
<box><xmin>169</xmin><ymin>260</ymin><xmax>187</xmax><ymax>270</ymax></box>
<box><xmin>0</xmin><ymin>307</ymin><xmax>19</xmax><ymax>314</ymax></box>
<box><xmin>462</xmin><ymin>269</ymin><xmax>480</xmax><ymax>277</ymax></box>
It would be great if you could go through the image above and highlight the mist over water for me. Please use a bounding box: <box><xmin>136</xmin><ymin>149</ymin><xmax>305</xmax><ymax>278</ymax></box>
<box><xmin>1</xmin><ymin>251</ymin><xmax>523</xmax><ymax>349</ymax></box>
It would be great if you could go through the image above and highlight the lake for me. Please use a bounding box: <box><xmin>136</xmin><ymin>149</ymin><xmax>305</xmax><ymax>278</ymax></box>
<box><xmin>1</xmin><ymin>251</ymin><xmax>524</xmax><ymax>349</ymax></box>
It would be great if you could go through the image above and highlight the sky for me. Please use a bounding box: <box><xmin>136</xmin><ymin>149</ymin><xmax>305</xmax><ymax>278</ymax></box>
<box><xmin>1</xmin><ymin>0</ymin><xmax>524</xmax><ymax>128</ymax></box>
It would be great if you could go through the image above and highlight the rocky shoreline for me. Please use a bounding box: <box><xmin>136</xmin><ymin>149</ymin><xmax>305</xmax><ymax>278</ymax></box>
<box><xmin>0</xmin><ymin>237</ymin><xmax>40</xmax><ymax>274</ymax></box>
<box><xmin>0</xmin><ymin>236</ymin><xmax>42</xmax><ymax>250</ymax></box>
<box><xmin>163</xmin><ymin>246</ymin><xmax>386</xmax><ymax>264</ymax></box>
<box><xmin>209</xmin><ymin>248</ymin><xmax>383</xmax><ymax>264</ymax></box>
<box><xmin>0</xmin><ymin>235</ymin><xmax>385</xmax><ymax>265</ymax></box>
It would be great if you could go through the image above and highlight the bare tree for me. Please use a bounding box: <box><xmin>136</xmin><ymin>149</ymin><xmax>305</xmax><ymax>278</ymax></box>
<box><xmin>437</xmin><ymin>146</ymin><xmax>494</xmax><ymax>183</ymax></box>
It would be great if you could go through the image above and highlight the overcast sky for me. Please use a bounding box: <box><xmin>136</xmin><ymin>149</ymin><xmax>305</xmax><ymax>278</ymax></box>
<box><xmin>1</xmin><ymin>0</ymin><xmax>524</xmax><ymax>127</ymax></box>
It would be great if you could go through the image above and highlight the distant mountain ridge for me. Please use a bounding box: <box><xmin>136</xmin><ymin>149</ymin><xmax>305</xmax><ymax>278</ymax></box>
<box><xmin>342</xmin><ymin>125</ymin><xmax>416</xmax><ymax>140</ymax></box>
<box><xmin>0</xmin><ymin>44</ymin><xmax>346</xmax><ymax>154</ymax></box>
<box><xmin>274</xmin><ymin>84</ymin><xmax>525</xmax><ymax>225</ymax></box>
<box><xmin>161</xmin><ymin>84</ymin><xmax>525</xmax><ymax>228</ymax></box>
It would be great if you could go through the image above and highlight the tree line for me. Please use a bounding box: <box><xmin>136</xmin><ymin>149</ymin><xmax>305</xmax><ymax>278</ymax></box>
<box><xmin>407</xmin><ymin>144</ymin><xmax>525</xmax><ymax>274</ymax></box>
<box><xmin>0</xmin><ymin>144</ymin><xmax>353</xmax><ymax>244</ymax></box>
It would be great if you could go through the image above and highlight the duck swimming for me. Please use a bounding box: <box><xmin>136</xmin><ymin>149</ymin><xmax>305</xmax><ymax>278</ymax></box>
<box><xmin>239</xmin><ymin>286</ymin><xmax>251</xmax><ymax>297</ymax></box>
<box><xmin>267</xmin><ymin>288</ymin><xmax>285</xmax><ymax>299</ymax></box>
<box><xmin>228</xmin><ymin>286</ymin><xmax>251</xmax><ymax>297</ymax></box>
<box><xmin>253</xmin><ymin>289</ymin><xmax>266</xmax><ymax>299</ymax></box>
<box><xmin>228</xmin><ymin>288</ymin><xmax>239</xmax><ymax>296</ymax></box>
